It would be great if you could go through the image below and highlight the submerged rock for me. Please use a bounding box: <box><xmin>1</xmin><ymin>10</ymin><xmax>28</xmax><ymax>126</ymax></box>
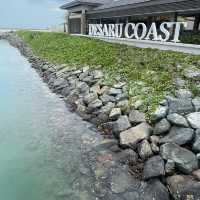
<box><xmin>167</xmin><ymin>175</ymin><xmax>200</xmax><ymax>200</ymax></box>
<box><xmin>143</xmin><ymin>156</ymin><xmax>165</xmax><ymax>180</ymax></box>
<box><xmin>116</xmin><ymin>149</ymin><xmax>138</xmax><ymax>165</ymax></box>
<box><xmin>143</xmin><ymin>180</ymin><xmax>170</xmax><ymax>200</ymax></box>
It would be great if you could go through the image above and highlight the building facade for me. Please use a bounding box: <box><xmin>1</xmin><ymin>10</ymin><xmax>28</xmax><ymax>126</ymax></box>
<box><xmin>60</xmin><ymin>0</ymin><xmax>200</xmax><ymax>35</ymax></box>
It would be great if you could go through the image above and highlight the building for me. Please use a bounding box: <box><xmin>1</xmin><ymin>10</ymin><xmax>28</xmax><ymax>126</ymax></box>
<box><xmin>60</xmin><ymin>0</ymin><xmax>200</xmax><ymax>35</ymax></box>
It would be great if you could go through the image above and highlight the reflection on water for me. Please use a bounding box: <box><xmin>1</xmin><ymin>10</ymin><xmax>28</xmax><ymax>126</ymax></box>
<box><xmin>0</xmin><ymin>40</ymin><xmax>102</xmax><ymax>200</ymax></box>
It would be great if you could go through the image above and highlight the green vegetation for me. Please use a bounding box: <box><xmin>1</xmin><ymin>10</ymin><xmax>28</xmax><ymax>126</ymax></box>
<box><xmin>180</xmin><ymin>31</ymin><xmax>200</xmax><ymax>45</ymax></box>
<box><xmin>17</xmin><ymin>31</ymin><xmax>200</xmax><ymax>118</ymax></box>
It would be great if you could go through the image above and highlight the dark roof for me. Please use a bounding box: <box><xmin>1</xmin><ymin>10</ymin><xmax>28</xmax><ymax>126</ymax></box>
<box><xmin>93</xmin><ymin>0</ymin><xmax>150</xmax><ymax>11</ymax></box>
<box><xmin>60</xmin><ymin>0</ymin><xmax>111</xmax><ymax>9</ymax></box>
<box><xmin>61</xmin><ymin>0</ymin><xmax>200</xmax><ymax>18</ymax></box>
<box><xmin>87</xmin><ymin>0</ymin><xmax>200</xmax><ymax>18</ymax></box>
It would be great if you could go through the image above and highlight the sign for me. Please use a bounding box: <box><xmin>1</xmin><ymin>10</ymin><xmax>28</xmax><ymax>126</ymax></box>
<box><xmin>88</xmin><ymin>22</ymin><xmax>187</xmax><ymax>43</ymax></box>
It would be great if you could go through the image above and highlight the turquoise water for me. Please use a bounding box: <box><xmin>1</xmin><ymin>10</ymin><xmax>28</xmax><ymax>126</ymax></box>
<box><xmin>0</xmin><ymin>40</ymin><xmax>102</xmax><ymax>200</ymax></box>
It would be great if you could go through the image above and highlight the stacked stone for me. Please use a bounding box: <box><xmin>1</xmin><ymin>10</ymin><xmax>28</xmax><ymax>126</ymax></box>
<box><xmin>150</xmin><ymin>89</ymin><xmax>200</xmax><ymax>199</ymax></box>
<box><xmin>4</xmin><ymin>32</ymin><xmax>200</xmax><ymax>199</ymax></box>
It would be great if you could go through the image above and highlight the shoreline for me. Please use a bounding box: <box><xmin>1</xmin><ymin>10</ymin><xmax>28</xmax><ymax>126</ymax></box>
<box><xmin>2</xmin><ymin>32</ymin><xmax>200</xmax><ymax>199</ymax></box>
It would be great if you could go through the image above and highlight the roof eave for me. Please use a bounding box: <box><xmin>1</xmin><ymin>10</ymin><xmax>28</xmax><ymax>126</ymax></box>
<box><xmin>60</xmin><ymin>1</ymin><xmax>101</xmax><ymax>10</ymax></box>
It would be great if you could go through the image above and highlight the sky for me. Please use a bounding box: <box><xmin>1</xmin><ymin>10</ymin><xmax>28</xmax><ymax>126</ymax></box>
<box><xmin>0</xmin><ymin>0</ymin><xmax>68</xmax><ymax>29</ymax></box>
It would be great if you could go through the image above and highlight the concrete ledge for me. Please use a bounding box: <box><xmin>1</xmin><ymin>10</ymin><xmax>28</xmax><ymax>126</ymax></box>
<box><xmin>72</xmin><ymin>34</ymin><xmax>200</xmax><ymax>55</ymax></box>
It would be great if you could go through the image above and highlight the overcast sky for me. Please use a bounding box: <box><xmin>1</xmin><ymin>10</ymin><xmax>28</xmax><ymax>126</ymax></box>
<box><xmin>0</xmin><ymin>0</ymin><xmax>68</xmax><ymax>29</ymax></box>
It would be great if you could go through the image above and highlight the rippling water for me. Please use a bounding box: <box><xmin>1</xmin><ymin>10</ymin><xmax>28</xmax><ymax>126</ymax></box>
<box><xmin>0</xmin><ymin>40</ymin><xmax>103</xmax><ymax>200</ymax></box>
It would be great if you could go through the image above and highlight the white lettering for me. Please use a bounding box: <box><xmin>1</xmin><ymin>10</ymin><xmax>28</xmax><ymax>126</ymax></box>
<box><xmin>171</xmin><ymin>22</ymin><xmax>187</xmax><ymax>43</ymax></box>
<box><xmin>145</xmin><ymin>22</ymin><xmax>158</xmax><ymax>41</ymax></box>
<box><xmin>124</xmin><ymin>23</ymin><xmax>135</xmax><ymax>39</ymax></box>
<box><xmin>88</xmin><ymin>22</ymin><xmax>185</xmax><ymax>43</ymax></box>
<box><xmin>115</xmin><ymin>23</ymin><xmax>123</xmax><ymax>38</ymax></box>
<box><xmin>134</xmin><ymin>23</ymin><xmax>147</xmax><ymax>40</ymax></box>
<box><xmin>108</xmin><ymin>24</ymin><xmax>116</xmax><ymax>37</ymax></box>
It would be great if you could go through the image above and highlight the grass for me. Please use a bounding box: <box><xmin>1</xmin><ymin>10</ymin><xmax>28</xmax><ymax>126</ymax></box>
<box><xmin>17</xmin><ymin>31</ymin><xmax>200</xmax><ymax>120</ymax></box>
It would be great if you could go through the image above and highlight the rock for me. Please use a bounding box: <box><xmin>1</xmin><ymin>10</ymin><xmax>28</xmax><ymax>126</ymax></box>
<box><xmin>87</xmin><ymin>99</ymin><xmax>102</xmax><ymax>111</ymax></box>
<box><xmin>134</xmin><ymin>100</ymin><xmax>143</xmax><ymax>109</ymax></box>
<box><xmin>109</xmin><ymin>108</ymin><xmax>121</xmax><ymax>120</ymax></box>
<box><xmin>76</xmin><ymin>82</ymin><xmax>89</xmax><ymax>93</ymax></box>
<box><xmin>83</xmin><ymin>92</ymin><xmax>98</xmax><ymax>105</ymax></box>
<box><xmin>61</xmin><ymin>87</ymin><xmax>71</xmax><ymax>96</ymax></box>
<box><xmin>175</xmin><ymin>89</ymin><xmax>193</xmax><ymax>99</ymax></box>
<box><xmin>165</xmin><ymin>159</ymin><xmax>175</xmax><ymax>175</ymax></box>
<box><xmin>82</xmin><ymin>66</ymin><xmax>89</xmax><ymax>72</ymax></box>
<box><xmin>53</xmin><ymin>78</ymin><xmax>66</xmax><ymax>88</ymax></box>
<box><xmin>100</xmin><ymin>94</ymin><xmax>116</xmax><ymax>104</ymax></box>
<box><xmin>143</xmin><ymin>180</ymin><xmax>170</xmax><ymax>200</ymax></box>
<box><xmin>192</xmin><ymin>129</ymin><xmax>200</xmax><ymax>152</ymax></box>
<box><xmin>151</xmin><ymin>143</ymin><xmax>160</xmax><ymax>154</ymax></box>
<box><xmin>90</xmin><ymin>84</ymin><xmax>101</xmax><ymax>94</ymax></box>
<box><xmin>168</xmin><ymin>98</ymin><xmax>194</xmax><ymax>115</ymax></box>
<box><xmin>99</xmin><ymin>86</ymin><xmax>109</xmax><ymax>95</ymax></box>
<box><xmin>117</xmin><ymin>149</ymin><xmax>138</xmax><ymax>165</ymax></box>
<box><xmin>150</xmin><ymin>135</ymin><xmax>160</xmax><ymax>144</ymax></box>
<box><xmin>160</xmin><ymin>143</ymin><xmax>198</xmax><ymax>174</ymax></box>
<box><xmin>193</xmin><ymin>169</ymin><xmax>200</xmax><ymax>181</ymax></box>
<box><xmin>71</xmin><ymin>69</ymin><xmax>82</xmax><ymax>75</ymax></box>
<box><xmin>154</xmin><ymin>118</ymin><xmax>171</xmax><ymax>135</ymax></box>
<box><xmin>108</xmin><ymin>88</ymin><xmax>122</xmax><ymax>96</ymax></box>
<box><xmin>184</xmin><ymin>67</ymin><xmax>200</xmax><ymax>81</ymax></box>
<box><xmin>187</xmin><ymin>112</ymin><xmax>200</xmax><ymax>129</ymax></box>
<box><xmin>113</xmin><ymin>115</ymin><xmax>131</xmax><ymax>134</ymax></box>
<box><xmin>197</xmin><ymin>153</ymin><xmax>200</xmax><ymax>161</ymax></box>
<box><xmin>143</xmin><ymin>156</ymin><xmax>165</xmax><ymax>180</ymax></box>
<box><xmin>114</xmin><ymin>82</ymin><xmax>125</xmax><ymax>89</ymax></box>
<box><xmin>116</xmin><ymin>100</ymin><xmax>130</xmax><ymax>113</ymax></box>
<box><xmin>192</xmin><ymin>97</ymin><xmax>200</xmax><ymax>112</ymax></box>
<box><xmin>167</xmin><ymin>175</ymin><xmax>200</xmax><ymax>200</ymax></box>
<box><xmin>110</xmin><ymin>169</ymin><xmax>131</xmax><ymax>194</ymax></box>
<box><xmin>129</xmin><ymin>110</ymin><xmax>146</xmax><ymax>124</ymax></box>
<box><xmin>82</xmin><ymin>75</ymin><xmax>95</xmax><ymax>86</ymax></box>
<box><xmin>160</xmin><ymin>127</ymin><xmax>194</xmax><ymax>146</ymax></box>
<box><xmin>138</xmin><ymin>140</ymin><xmax>153</xmax><ymax>160</ymax></box>
<box><xmin>96</xmin><ymin>113</ymin><xmax>109</xmax><ymax>124</ymax></box>
<box><xmin>98</xmin><ymin>102</ymin><xmax>115</xmax><ymax>115</ymax></box>
<box><xmin>167</xmin><ymin>113</ymin><xmax>189</xmax><ymax>127</ymax></box>
<box><xmin>174</xmin><ymin>78</ymin><xmax>186</xmax><ymax>88</ymax></box>
<box><xmin>115</xmin><ymin>93</ymin><xmax>127</xmax><ymax>101</ymax></box>
<box><xmin>120</xmin><ymin>122</ymin><xmax>152</xmax><ymax>146</ymax></box>
<box><xmin>152</xmin><ymin>106</ymin><xmax>168</xmax><ymax>121</ymax></box>
<box><xmin>93</xmin><ymin>70</ymin><xmax>103</xmax><ymax>79</ymax></box>
<box><xmin>159</xmin><ymin>99</ymin><xmax>168</xmax><ymax>106</ymax></box>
